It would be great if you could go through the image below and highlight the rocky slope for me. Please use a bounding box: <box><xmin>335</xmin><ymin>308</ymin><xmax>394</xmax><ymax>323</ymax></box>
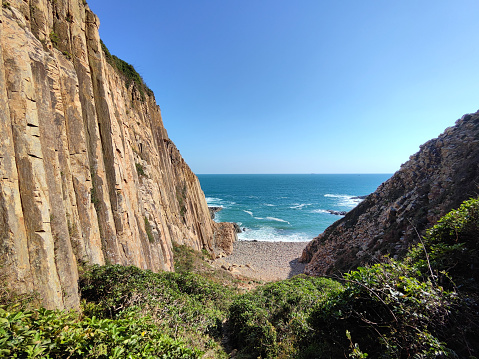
<box><xmin>0</xmin><ymin>0</ymin><xmax>236</xmax><ymax>309</ymax></box>
<box><xmin>301</xmin><ymin>112</ymin><xmax>479</xmax><ymax>276</ymax></box>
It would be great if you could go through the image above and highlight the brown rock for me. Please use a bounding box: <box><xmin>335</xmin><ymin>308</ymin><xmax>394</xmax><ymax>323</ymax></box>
<box><xmin>302</xmin><ymin>112</ymin><xmax>479</xmax><ymax>276</ymax></box>
<box><xmin>0</xmin><ymin>1</ymin><xmax>236</xmax><ymax>309</ymax></box>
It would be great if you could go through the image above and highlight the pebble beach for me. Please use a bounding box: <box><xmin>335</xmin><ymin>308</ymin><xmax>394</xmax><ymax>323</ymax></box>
<box><xmin>214</xmin><ymin>240</ymin><xmax>308</xmax><ymax>282</ymax></box>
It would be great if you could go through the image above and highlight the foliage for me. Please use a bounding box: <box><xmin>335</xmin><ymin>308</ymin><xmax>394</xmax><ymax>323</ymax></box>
<box><xmin>309</xmin><ymin>262</ymin><xmax>454</xmax><ymax>358</ymax></box>
<box><xmin>2</xmin><ymin>198</ymin><xmax>479</xmax><ymax>358</ymax></box>
<box><xmin>135</xmin><ymin>162</ymin><xmax>146</xmax><ymax>177</ymax></box>
<box><xmin>406</xmin><ymin>197</ymin><xmax>479</xmax><ymax>357</ymax></box>
<box><xmin>62</xmin><ymin>50</ymin><xmax>72</xmax><ymax>60</ymax></box>
<box><xmin>144</xmin><ymin>216</ymin><xmax>154</xmax><ymax>243</ymax></box>
<box><xmin>172</xmin><ymin>242</ymin><xmax>197</xmax><ymax>273</ymax></box>
<box><xmin>172</xmin><ymin>242</ymin><xmax>248</xmax><ymax>288</ymax></box>
<box><xmin>408</xmin><ymin>197</ymin><xmax>479</xmax><ymax>290</ymax></box>
<box><xmin>49</xmin><ymin>31</ymin><xmax>59</xmax><ymax>47</ymax></box>
<box><xmin>80</xmin><ymin>264</ymin><xmax>236</xmax><ymax>356</ymax></box>
<box><xmin>0</xmin><ymin>305</ymin><xmax>200</xmax><ymax>358</ymax></box>
<box><xmin>227</xmin><ymin>198</ymin><xmax>479</xmax><ymax>358</ymax></box>
<box><xmin>228</xmin><ymin>275</ymin><xmax>343</xmax><ymax>358</ymax></box>
<box><xmin>100</xmin><ymin>39</ymin><xmax>153</xmax><ymax>101</ymax></box>
<box><xmin>176</xmin><ymin>183</ymin><xmax>188</xmax><ymax>218</ymax></box>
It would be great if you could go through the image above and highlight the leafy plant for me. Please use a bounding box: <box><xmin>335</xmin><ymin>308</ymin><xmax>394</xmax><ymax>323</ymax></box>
<box><xmin>308</xmin><ymin>261</ymin><xmax>454</xmax><ymax>358</ymax></box>
<box><xmin>0</xmin><ymin>306</ymin><xmax>200</xmax><ymax>358</ymax></box>
<box><xmin>228</xmin><ymin>275</ymin><xmax>343</xmax><ymax>358</ymax></box>
<box><xmin>144</xmin><ymin>216</ymin><xmax>154</xmax><ymax>243</ymax></box>
<box><xmin>176</xmin><ymin>183</ymin><xmax>187</xmax><ymax>218</ymax></box>
<box><xmin>408</xmin><ymin>197</ymin><xmax>479</xmax><ymax>290</ymax></box>
<box><xmin>49</xmin><ymin>30</ymin><xmax>59</xmax><ymax>47</ymax></box>
<box><xmin>80</xmin><ymin>264</ymin><xmax>236</xmax><ymax>356</ymax></box>
<box><xmin>135</xmin><ymin>162</ymin><xmax>146</xmax><ymax>177</ymax></box>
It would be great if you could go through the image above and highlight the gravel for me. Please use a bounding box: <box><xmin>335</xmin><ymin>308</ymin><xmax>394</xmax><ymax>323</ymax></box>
<box><xmin>214</xmin><ymin>240</ymin><xmax>309</xmax><ymax>282</ymax></box>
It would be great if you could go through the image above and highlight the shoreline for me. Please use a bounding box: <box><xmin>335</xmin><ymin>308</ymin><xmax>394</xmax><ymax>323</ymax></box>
<box><xmin>214</xmin><ymin>240</ymin><xmax>309</xmax><ymax>282</ymax></box>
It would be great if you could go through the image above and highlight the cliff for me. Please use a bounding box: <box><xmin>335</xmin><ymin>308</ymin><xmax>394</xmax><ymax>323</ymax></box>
<box><xmin>301</xmin><ymin>112</ymin><xmax>479</xmax><ymax>276</ymax></box>
<box><xmin>0</xmin><ymin>0</ymin><xmax>236</xmax><ymax>309</ymax></box>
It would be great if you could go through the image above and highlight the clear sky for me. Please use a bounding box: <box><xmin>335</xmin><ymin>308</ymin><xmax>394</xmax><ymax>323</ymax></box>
<box><xmin>88</xmin><ymin>0</ymin><xmax>479</xmax><ymax>174</ymax></box>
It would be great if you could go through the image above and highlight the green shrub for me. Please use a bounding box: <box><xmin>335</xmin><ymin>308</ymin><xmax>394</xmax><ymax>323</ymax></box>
<box><xmin>135</xmin><ymin>162</ymin><xmax>146</xmax><ymax>177</ymax></box>
<box><xmin>408</xmin><ymin>197</ymin><xmax>479</xmax><ymax>290</ymax></box>
<box><xmin>80</xmin><ymin>264</ymin><xmax>236</xmax><ymax>355</ymax></box>
<box><xmin>100</xmin><ymin>39</ymin><xmax>152</xmax><ymax>101</ymax></box>
<box><xmin>144</xmin><ymin>216</ymin><xmax>154</xmax><ymax>243</ymax></box>
<box><xmin>228</xmin><ymin>275</ymin><xmax>343</xmax><ymax>358</ymax></box>
<box><xmin>0</xmin><ymin>306</ymin><xmax>200</xmax><ymax>358</ymax></box>
<box><xmin>229</xmin><ymin>297</ymin><xmax>278</xmax><ymax>358</ymax></box>
<box><xmin>49</xmin><ymin>31</ymin><xmax>59</xmax><ymax>47</ymax></box>
<box><xmin>308</xmin><ymin>261</ymin><xmax>454</xmax><ymax>358</ymax></box>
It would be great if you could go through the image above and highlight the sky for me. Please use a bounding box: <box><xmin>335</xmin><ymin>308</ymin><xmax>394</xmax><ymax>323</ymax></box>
<box><xmin>88</xmin><ymin>0</ymin><xmax>479</xmax><ymax>174</ymax></box>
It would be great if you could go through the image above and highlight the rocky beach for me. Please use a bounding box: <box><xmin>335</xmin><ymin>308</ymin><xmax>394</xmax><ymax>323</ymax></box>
<box><xmin>213</xmin><ymin>240</ymin><xmax>308</xmax><ymax>282</ymax></box>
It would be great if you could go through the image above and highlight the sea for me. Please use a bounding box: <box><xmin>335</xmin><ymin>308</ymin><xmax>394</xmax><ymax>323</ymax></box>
<box><xmin>197</xmin><ymin>174</ymin><xmax>392</xmax><ymax>242</ymax></box>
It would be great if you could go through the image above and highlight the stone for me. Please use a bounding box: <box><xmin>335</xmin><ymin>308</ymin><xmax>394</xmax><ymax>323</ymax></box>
<box><xmin>0</xmin><ymin>1</ymin><xmax>236</xmax><ymax>309</ymax></box>
<box><xmin>302</xmin><ymin>112</ymin><xmax>479</xmax><ymax>276</ymax></box>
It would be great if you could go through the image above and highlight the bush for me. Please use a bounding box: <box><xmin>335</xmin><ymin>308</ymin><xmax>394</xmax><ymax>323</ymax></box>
<box><xmin>308</xmin><ymin>262</ymin><xmax>454</xmax><ymax>358</ymax></box>
<box><xmin>100</xmin><ymin>39</ymin><xmax>152</xmax><ymax>101</ymax></box>
<box><xmin>0</xmin><ymin>306</ymin><xmax>200</xmax><ymax>358</ymax></box>
<box><xmin>228</xmin><ymin>275</ymin><xmax>343</xmax><ymax>358</ymax></box>
<box><xmin>80</xmin><ymin>264</ymin><xmax>236</xmax><ymax>356</ymax></box>
<box><xmin>408</xmin><ymin>197</ymin><xmax>479</xmax><ymax>291</ymax></box>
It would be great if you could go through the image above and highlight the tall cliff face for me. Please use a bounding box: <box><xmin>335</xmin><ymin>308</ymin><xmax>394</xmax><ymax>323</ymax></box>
<box><xmin>0</xmin><ymin>0</ymin><xmax>236</xmax><ymax>309</ymax></box>
<box><xmin>302</xmin><ymin>112</ymin><xmax>479</xmax><ymax>276</ymax></box>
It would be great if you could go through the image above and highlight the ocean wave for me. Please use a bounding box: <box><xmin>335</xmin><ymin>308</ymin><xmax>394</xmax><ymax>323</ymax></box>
<box><xmin>206</xmin><ymin>197</ymin><xmax>237</xmax><ymax>209</ymax></box>
<box><xmin>243</xmin><ymin>210</ymin><xmax>254</xmax><ymax>217</ymax></box>
<box><xmin>205</xmin><ymin>197</ymin><xmax>223</xmax><ymax>204</ymax></box>
<box><xmin>310</xmin><ymin>209</ymin><xmax>329</xmax><ymax>214</ymax></box>
<box><xmin>263</xmin><ymin>203</ymin><xmax>275</xmax><ymax>207</ymax></box>
<box><xmin>290</xmin><ymin>203</ymin><xmax>312</xmax><ymax>210</ymax></box>
<box><xmin>238</xmin><ymin>226</ymin><xmax>310</xmax><ymax>242</ymax></box>
<box><xmin>266</xmin><ymin>217</ymin><xmax>290</xmax><ymax>224</ymax></box>
<box><xmin>324</xmin><ymin>194</ymin><xmax>363</xmax><ymax>207</ymax></box>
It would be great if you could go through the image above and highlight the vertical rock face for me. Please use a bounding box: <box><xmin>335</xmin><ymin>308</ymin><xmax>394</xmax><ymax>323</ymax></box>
<box><xmin>301</xmin><ymin>112</ymin><xmax>479</xmax><ymax>276</ymax></box>
<box><xmin>0</xmin><ymin>0</ymin><xmax>236</xmax><ymax>309</ymax></box>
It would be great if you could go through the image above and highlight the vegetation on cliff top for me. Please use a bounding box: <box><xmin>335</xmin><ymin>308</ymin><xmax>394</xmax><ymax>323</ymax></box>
<box><xmin>100</xmin><ymin>39</ymin><xmax>153</xmax><ymax>101</ymax></box>
<box><xmin>1</xmin><ymin>199</ymin><xmax>478</xmax><ymax>358</ymax></box>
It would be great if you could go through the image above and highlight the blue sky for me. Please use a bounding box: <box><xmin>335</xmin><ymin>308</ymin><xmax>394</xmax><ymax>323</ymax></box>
<box><xmin>88</xmin><ymin>0</ymin><xmax>479</xmax><ymax>174</ymax></box>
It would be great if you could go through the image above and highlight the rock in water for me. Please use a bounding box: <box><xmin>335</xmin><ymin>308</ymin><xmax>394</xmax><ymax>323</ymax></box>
<box><xmin>301</xmin><ymin>112</ymin><xmax>479</xmax><ymax>276</ymax></box>
<box><xmin>209</xmin><ymin>206</ymin><xmax>223</xmax><ymax>219</ymax></box>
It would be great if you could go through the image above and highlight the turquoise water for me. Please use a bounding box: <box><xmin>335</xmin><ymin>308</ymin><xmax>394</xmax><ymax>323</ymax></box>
<box><xmin>197</xmin><ymin>174</ymin><xmax>391</xmax><ymax>242</ymax></box>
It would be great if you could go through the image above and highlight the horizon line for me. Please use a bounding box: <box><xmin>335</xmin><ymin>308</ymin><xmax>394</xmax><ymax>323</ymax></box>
<box><xmin>195</xmin><ymin>173</ymin><xmax>394</xmax><ymax>175</ymax></box>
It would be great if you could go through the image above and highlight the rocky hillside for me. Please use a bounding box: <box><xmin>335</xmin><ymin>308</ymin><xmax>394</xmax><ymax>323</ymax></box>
<box><xmin>0</xmin><ymin>0</ymin><xmax>236</xmax><ymax>310</ymax></box>
<box><xmin>301</xmin><ymin>112</ymin><xmax>479</xmax><ymax>276</ymax></box>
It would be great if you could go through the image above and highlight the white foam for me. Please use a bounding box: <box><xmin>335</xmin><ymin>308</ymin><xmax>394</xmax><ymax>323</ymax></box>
<box><xmin>324</xmin><ymin>194</ymin><xmax>363</xmax><ymax>208</ymax></box>
<box><xmin>310</xmin><ymin>209</ymin><xmax>329</xmax><ymax>214</ymax></box>
<box><xmin>266</xmin><ymin>217</ymin><xmax>290</xmax><ymax>224</ymax></box>
<box><xmin>290</xmin><ymin>203</ymin><xmax>312</xmax><ymax>210</ymax></box>
<box><xmin>238</xmin><ymin>226</ymin><xmax>309</xmax><ymax>242</ymax></box>
<box><xmin>263</xmin><ymin>203</ymin><xmax>275</xmax><ymax>207</ymax></box>
<box><xmin>244</xmin><ymin>210</ymin><xmax>254</xmax><ymax>217</ymax></box>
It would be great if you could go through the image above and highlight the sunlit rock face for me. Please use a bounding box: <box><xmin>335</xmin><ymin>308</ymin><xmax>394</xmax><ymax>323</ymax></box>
<box><xmin>0</xmin><ymin>0</ymin><xmax>236</xmax><ymax>309</ymax></box>
<box><xmin>302</xmin><ymin>112</ymin><xmax>479</xmax><ymax>276</ymax></box>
